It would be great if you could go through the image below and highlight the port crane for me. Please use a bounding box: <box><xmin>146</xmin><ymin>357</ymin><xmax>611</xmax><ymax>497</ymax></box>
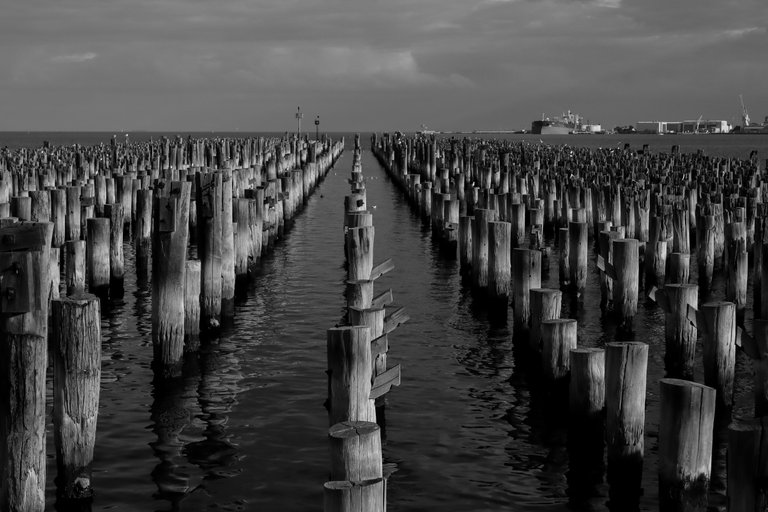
<box><xmin>694</xmin><ymin>115</ymin><xmax>703</xmax><ymax>134</ymax></box>
<box><xmin>740</xmin><ymin>94</ymin><xmax>751</xmax><ymax>127</ymax></box>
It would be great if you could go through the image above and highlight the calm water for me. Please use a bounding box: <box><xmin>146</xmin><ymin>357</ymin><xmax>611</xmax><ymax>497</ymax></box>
<box><xmin>0</xmin><ymin>132</ymin><xmax>763</xmax><ymax>510</ymax></box>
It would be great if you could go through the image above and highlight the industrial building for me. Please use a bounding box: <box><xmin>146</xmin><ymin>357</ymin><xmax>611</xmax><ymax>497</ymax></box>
<box><xmin>635</xmin><ymin>119</ymin><xmax>732</xmax><ymax>134</ymax></box>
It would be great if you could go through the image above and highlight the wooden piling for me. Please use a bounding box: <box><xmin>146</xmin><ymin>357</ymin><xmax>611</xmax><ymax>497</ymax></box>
<box><xmin>65</xmin><ymin>240</ymin><xmax>86</xmax><ymax>296</ymax></box>
<box><xmin>327</xmin><ymin>326</ymin><xmax>376</xmax><ymax>425</ymax></box>
<box><xmin>51</xmin><ymin>294</ymin><xmax>101</xmax><ymax>500</ymax></box>
<box><xmin>568</xmin><ymin>221</ymin><xmax>588</xmax><ymax>292</ymax></box>
<box><xmin>85</xmin><ymin>217</ymin><xmax>110</xmax><ymax>297</ymax></box>
<box><xmin>698</xmin><ymin>301</ymin><xmax>736</xmax><ymax>415</ymax></box>
<box><xmin>657</xmin><ymin>284</ymin><xmax>699</xmax><ymax>380</ymax></box>
<box><xmin>605</xmin><ymin>342</ymin><xmax>647</xmax><ymax>504</ymax></box>
<box><xmin>658</xmin><ymin>379</ymin><xmax>715</xmax><ymax>512</ymax></box>
<box><xmin>0</xmin><ymin>222</ymin><xmax>53</xmax><ymax>512</ymax></box>
<box><xmin>529</xmin><ymin>288</ymin><xmax>562</xmax><ymax>353</ymax></box>
<box><xmin>488</xmin><ymin>221</ymin><xmax>512</xmax><ymax>305</ymax></box>
<box><xmin>472</xmin><ymin>209</ymin><xmax>495</xmax><ymax>290</ymax></box>
<box><xmin>569</xmin><ymin>347</ymin><xmax>605</xmax><ymax>427</ymax></box>
<box><xmin>152</xmin><ymin>181</ymin><xmax>191</xmax><ymax>378</ymax></box>
<box><xmin>541</xmin><ymin>318</ymin><xmax>577</xmax><ymax>382</ymax></box>
<box><xmin>197</xmin><ymin>171</ymin><xmax>223</xmax><ymax>330</ymax></box>
<box><xmin>328</xmin><ymin>421</ymin><xmax>383</xmax><ymax>482</ymax></box>
<box><xmin>512</xmin><ymin>248</ymin><xmax>542</xmax><ymax>337</ymax></box>
<box><xmin>184</xmin><ymin>260</ymin><xmax>201</xmax><ymax>353</ymax></box>
<box><xmin>611</xmin><ymin>238</ymin><xmax>639</xmax><ymax>330</ymax></box>
<box><xmin>727</xmin><ymin>418</ymin><xmax>768</xmax><ymax>512</ymax></box>
<box><xmin>104</xmin><ymin>204</ymin><xmax>125</xmax><ymax>294</ymax></box>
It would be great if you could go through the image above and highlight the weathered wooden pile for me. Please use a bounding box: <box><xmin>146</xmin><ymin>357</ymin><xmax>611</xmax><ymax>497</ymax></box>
<box><xmin>324</xmin><ymin>134</ymin><xmax>406</xmax><ymax>512</ymax></box>
<box><xmin>372</xmin><ymin>132</ymin><xmax>767</xmax><ymax>511</ymax></box>
<box><xmin>0</xmin><ymin>134</ymin><xmax>342</xmax><ymax>510</ymax></box>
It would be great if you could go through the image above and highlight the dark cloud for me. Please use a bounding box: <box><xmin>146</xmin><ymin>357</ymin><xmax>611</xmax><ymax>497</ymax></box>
<box><xmin>0</xmin><ymin>0</ymin><xmax>765</xmax><ymax>130</ymax></box>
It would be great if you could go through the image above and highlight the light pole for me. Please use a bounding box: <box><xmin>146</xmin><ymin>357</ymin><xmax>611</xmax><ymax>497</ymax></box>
<box><xmin>295</xmin><ymin>106</ymin><xmax>303</xmax><ymax>140</ymax></box>
<box><xmin>315</xmin><ymin>115</ymin><xmax>320</xmax><ymax>141</ymax></box>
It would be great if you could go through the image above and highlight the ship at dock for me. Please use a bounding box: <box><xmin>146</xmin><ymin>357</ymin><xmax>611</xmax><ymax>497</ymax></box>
<box><xmin>531</xmin><ymin>110</ymin><xmax>602</xmax><ymax>135</ymax></box>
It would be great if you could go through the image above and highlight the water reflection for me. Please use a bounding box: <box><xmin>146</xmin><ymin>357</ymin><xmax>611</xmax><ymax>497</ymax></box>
<box><xmin>148</xmin><ymin>367</ymin><xmax>198</xmax><ymax>510</ymax></box>
<box><xmin>186</xmin><ymin>336</ymin><xmax>243</xmax><ymax>480</ymax></box>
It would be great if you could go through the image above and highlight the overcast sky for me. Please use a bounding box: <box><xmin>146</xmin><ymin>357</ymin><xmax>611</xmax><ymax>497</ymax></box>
<box><xmin>1</xmin><ymin>0</ymin><xmax>766</xmax><ymax>132</ymax></box>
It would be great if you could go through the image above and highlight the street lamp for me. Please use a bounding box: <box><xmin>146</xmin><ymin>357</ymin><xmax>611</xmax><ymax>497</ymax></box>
<box><xmin>315</xmin><ymin>115</ymin><xmax>320</xmax><ymax>141</ymax></box>
<box><xmin>295</xmin><ymin>106</ymin><xmax>303</xmax><ymax>139</ymax></box>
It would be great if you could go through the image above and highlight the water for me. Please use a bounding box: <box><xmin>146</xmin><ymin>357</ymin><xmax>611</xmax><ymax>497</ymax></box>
<box><xmin>0</xmin><ymin>131</ymin><xmax>761</xmax><ymax>510</ymax></box>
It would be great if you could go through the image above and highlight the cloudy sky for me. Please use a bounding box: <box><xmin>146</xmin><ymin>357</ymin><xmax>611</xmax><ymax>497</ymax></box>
<box><xmin>1</xmin><ymin>0</ymin><xmax>766</xmax><ymax>132</ymax></box>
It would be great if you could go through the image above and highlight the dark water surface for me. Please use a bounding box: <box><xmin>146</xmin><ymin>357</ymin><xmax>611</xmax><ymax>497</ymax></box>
<box><xmin>0</xmin><ymin>131</ymin><xmax>758</xmax><ymax>510</ymax></box>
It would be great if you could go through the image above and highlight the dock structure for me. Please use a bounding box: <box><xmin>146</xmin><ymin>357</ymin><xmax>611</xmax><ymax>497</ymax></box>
<box><xmin>325</xmin><ymin>134</ymin><xmax>403</xmax><ymax>512</ymax></box>
<box><xmin>371</xmin><ymin>132</ymin><xmax>768</xmax><ymax>510</ymax></box>
<box><xmin>0</xmin><ymin>133</ymin><xmax>342</xmax><ymax>509</ymax></box>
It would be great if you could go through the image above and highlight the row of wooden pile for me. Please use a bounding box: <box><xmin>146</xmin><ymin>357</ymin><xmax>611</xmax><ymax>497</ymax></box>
<box><xmin>323</xmin><ymin>135</ymin><xmax>406</xmax><ymax>511</ymax></box>
<box><xmin>0</xmin><ymin>134</ymin><xmax>342</xmax><ymax>510</ymax></box>
<box><xmin>371</xmin><ymin>133</ymin><xmax>768</xmax><ymax>511</ymax></box>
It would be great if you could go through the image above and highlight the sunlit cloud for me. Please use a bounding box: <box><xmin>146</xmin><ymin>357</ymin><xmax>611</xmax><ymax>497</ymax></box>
<box><xmin>51</xmin><ymin>52</ymin><xmax>97</xmax><ymax>63</ymax></box>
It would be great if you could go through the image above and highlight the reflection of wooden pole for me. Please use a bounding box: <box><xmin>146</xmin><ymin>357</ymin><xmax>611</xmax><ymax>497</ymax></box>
<box><xmin>52</xmin><ymin>294</ymin><xmax>101</xmax><ymax>500</ymax></box>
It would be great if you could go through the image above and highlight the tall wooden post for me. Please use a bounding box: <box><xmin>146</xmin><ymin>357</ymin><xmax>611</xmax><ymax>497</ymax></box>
<box><xmin>51</xmin><ymin>294</ymin><xmax>101</xmax><ymax>500</ymax></box>
<box><xmin>152</xmin><ymin>181</ymin><xmax>191</xmax><ymax>378</ymax></box>
<box><xmin>0</xmin><ymin>222</ymin><xmax>53</xmax><ymax>512</ymax></box>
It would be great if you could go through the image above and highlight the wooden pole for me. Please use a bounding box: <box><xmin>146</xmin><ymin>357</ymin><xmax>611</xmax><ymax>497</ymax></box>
<box><xmin>699</xmin><ymin>301</ymin><xmax>736</xmax><ymax>415</ymax></box>
<box><xmin>529</xmin><ymin>288</ymin><xmax>562</xmax><ymax>353</ymax></box>
<box><xmin>512</xmin><ymin>248</ymin><xmax>542</xmax><ymax>337</ymax></box>
<box><xmin>611</xmin><ymin>238</ymin><xmax>639</xmax><ymax>330</ymax></box>
<box><xmin>658</xmin><ymin>284</ymin><xmax>699</xmax><ymax>380</ymax></box>
<box><xmin>196</xmin><ymin>171</ymin><xmax>223</xmax><ymax>330</ymax></box>
<box><xmin>65</xmin><ymin>240</ymin><xmax>86</xmax><ymax>296</ymax></box>
<box><xmin>459</xmin><ymin>216</ymin><xmax>472</xmax><ymax>277</ymax></box>
<box><xmin>51</xmin><ymin>294</ymin><xmax>101</xmax><ymax>500</ymax></box>
<box><xmin>134</xmin><ymin>188</ymin><xmax>152</xmax><ymax>271</ymax></box>
<box><xmin>220</xmin><ymin>169</ymin><xmax>236</xmax><ymax>318</ymax></box>
<box><xmin>658</xmin><ymin>379</ymin><xmax>715</xmax><ymax>512</ymax></box>
<box><xmin>328</xmin><ymin>421</ymin><xmax>383</xmax><ymax>481</ymax></box>
<box><xmin>727</xmin><ymin>418</ymin><xmax>768</xmax><ymax>512</ymax></box>
<box><xmin>152</xmin><ymin>181</ymin><xmax>191</xmax><ymax>378</ymax></box>
<box><xmin>541</xmin><ymin>318</ymin><xmax>577</xmax><ymax>382</ymax></box>
<box><xmin>605</xmin><ymin>342</ymin><xmax>647</xmax><ymax>504</ymax></box>
<box><xmin>327</xmin><ymin>326</ymin><xmax>376</xmax><ymax>425</ymax></box>
<box><xmin>667</xmin><ymin>252</ymin><xmax>690</xmax><ymax>284</ymax></box>
<box><xmin>568</xmin><ymin>221</ymin><xmax>588</xmax><ymax>292</ymax></box>
<box><xmin>323</xmin><ymin>479</ymin><xmax>385</xmax><ymax>512</ymax></box>
<box><xmin>472</xmin><ymin>209</ymin><xmax>495</xmax><ymax>290</ymax></box>
<box><xmin>85</xmin><ymin>217</ymin><xmax>110</xmax><ymax>298</ymax></box>
<box><xmin>569</xmin><ymin>347</ymin><xmax>605</xmax><ymax>425</ymax></box>
<box><xmin>104</xmin><ymin>203</ymin><xmax>125</xmax><ymax>295</ymax></box>
<box><xmin>346</xmin><ymin>226</ymin><xmax>375</xmax><ymax>282</ymax></box>
<box><xmin>697</xmin><ymin>215</ymin><xmax>715</xmax><ymax>291</ymax></box>
<box><xmin>0</xmin><ymin>221</ymin><xmax>53</xmax><ymax>512</ymax></box>
<box><xmin>488</xmin><ymin>221</ymin><xmax>512</xmax><ymax>306</ymax></box>
<box><xmin>184</xmin><ymin>260</ymin><xmax>201</xmax><ymax>353</ymax></box>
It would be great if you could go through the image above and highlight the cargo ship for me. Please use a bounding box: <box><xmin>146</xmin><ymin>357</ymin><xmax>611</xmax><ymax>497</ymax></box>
<box><xmin>531</xmin><ymin>110</ymin><xmax>590</xmax><ymax>135</ymax></box>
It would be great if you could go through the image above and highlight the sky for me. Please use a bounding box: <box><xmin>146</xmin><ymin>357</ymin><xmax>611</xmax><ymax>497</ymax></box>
<box><xmin>1</xmin><ymin>0</ymin><xmax>766</xmax><ymax>132</ymax></box>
